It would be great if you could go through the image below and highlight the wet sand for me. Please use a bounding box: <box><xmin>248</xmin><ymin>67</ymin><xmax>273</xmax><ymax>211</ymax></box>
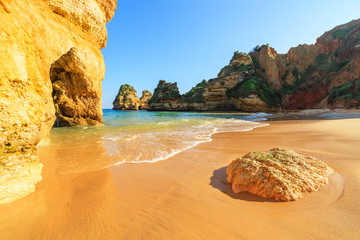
<box><xmin>1</xmin><ymin>119</ymin><xmax>360</xmax><ymax>239</ymax></box>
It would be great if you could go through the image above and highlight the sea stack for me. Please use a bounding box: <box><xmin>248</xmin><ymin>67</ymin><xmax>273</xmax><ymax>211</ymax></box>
<box><xmin>139</xmin><ymin>90</ymin><xmax>153</xmax><ymax>110</ymax></box>
<box><xmin>113</xmin><ymin>84</ymin><xmax>152</xmax><ymax>110</ymax></box>
<box><xmin>0</xmin><ymin>0</ymin><xmax>117</xmax><ymax>204</ymax></box>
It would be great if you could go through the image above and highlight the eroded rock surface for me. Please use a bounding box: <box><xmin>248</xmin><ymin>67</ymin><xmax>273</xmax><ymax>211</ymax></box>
<box><xmin>250</xmin><ymin>19</ymin><xmax>360</xmax><ymax>110</ymax></box>
<box><xmin>112</xmin><ymin>85</ymin><xmax>152</xmax><ymax>110</ymax></box>
<box><xmin>149</xmin><ymin>19</ymin><xmax>360</xmax><ymax>112</ymax></box>
<box><xmin>148</xmin><ymin>53</ymin><xmax>281</xmax><ymax>112</ymax></box>
<box><xmin>0</xmin><ymin>0</ymin><xmax>117</xmax><ymax>204</ymax></box>
<box><xmin>51</xmin><ymin>47</ymin><xmax>104</xmax><ymax>126</ymax></box>
<box><xmin>113</xmin><ymin>84</ymin><xmax>140</xmax><ymax>110</ymax></box>
<box><xmin>226</xmin><ymin>148</ymin><xmax>334</xmax><ymax>201</ymax></box>
<box><xmin>148</xmin><ymin>80</ymin><xmax>184</xmax><ymax>110</ymax></box>
<box><xmin>139</xmin><ymin>90</ymin><xmax>153</xmax><ymax>110</ymax></box>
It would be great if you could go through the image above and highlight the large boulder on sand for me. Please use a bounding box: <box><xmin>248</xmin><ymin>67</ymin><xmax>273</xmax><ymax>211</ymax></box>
<box><xmin>226</xmin><ymin>148</ymin><xmax>334</xmax><ymax>201</ymax></box>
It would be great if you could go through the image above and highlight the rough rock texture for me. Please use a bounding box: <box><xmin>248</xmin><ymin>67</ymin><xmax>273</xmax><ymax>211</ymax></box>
<box><xmin>251</xmin><ymin>19</ymin><xmax>360</xmax><ymax>110</ymax></box>
<box><xmin>148</xmin><ymin>53</ymin><xmax>281</xmax><ymax>112</ymax></box>
<box><xmin>148</xmin><ymin>80</ymin><xmax>185</xmax><ymax>110</ymax></box>
<box><xmin>112</xmin><ymin>85</ymin><xmax>152</xmax><ymax>110</ymax></box>
<box><xmin>139</xmin><ymin>90</ymin><xmax>153</xmax><ymax>110</ymax></box>
<box><xmin>226</xmin><ymin>148</ymin><xmax>334</xmax><ymax>201</ymax></box>
<box><xmin>113</xmin><ymin>84</ymin><xmax>139</xmax><ymax>110</ymax></box>
<box><xmin>51</xmin><ymin>47</ymin><xmax>104</xmax><ymax>126</ymax></box>
<box><xmin>149</xmin><ymin>19</ymin><xmax>360</xmax><ymax>112</ymax></box>
<box><xmin>0</xmin><ymin>0</ymin><xmax>117</xmax><ymax>204</ymax></box>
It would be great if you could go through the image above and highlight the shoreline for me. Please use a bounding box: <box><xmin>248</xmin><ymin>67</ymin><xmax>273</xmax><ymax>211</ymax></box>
<box><xmin>0</xmin><ymin>118</ymin><xmax>359</xmax><ymax>239</ymax></box>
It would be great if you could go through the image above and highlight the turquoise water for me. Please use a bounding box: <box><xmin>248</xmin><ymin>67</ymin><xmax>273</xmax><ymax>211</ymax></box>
<box><xmin>48</xmin><ymin>110</ymin><xmax>269</xmax><ymax>170</ymax></box>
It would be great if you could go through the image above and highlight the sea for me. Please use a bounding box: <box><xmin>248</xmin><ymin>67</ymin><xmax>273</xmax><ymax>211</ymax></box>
<box><xmin>47</xmin><ymin>110</ymin><xmax>270</xmax><ymax>172</ymax></box>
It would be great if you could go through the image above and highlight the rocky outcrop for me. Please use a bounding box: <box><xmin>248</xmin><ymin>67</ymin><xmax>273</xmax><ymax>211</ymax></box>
<box><xmin>139</xmin><ymin>90</ymin><xmax>153</xmax><ymax>110</ymax></box>
<box><xmin>251</xmin><ymin>19</ymin><xmax>360</xmax><ymax>110</ymax></box>
<box><xmin>149</xmin><ymin>19</ymin><xmax>360</xmax><ymax>112</ymax></box>
<box><xmin>0</xmin><ymin>0</ymin><xmax>117</xmax><ymax>204</ymax></box>
<box><xmin>147</xmin><ymin>80</ymin><xmax>185</xmax><ymax>110</ymax></box>
<box><xmin>51</xmin><ymin>48</ymin><xmax>104</xmax><ymax>126</ymax></box>
<box><xmin>112</xmin><ymin>85</ymin><xmax>152</xmax><ymax>110</ymax></box>
<box><xmin>113</xmin><ymin>84</ymin><xmax>139</xmax><ymax>110</ymax></box>
<box><xmin>148</xmin><ymin>53</ymin><xmax>281</xmax><ymax>112</ymax></box>
<box><xmin>226</xmin><ymin>148</ymin><xmax>334</xmax><ymax>201</ymax></box>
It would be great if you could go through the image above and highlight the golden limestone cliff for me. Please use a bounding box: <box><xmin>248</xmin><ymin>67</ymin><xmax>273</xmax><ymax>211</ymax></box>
<box><xmin>0</xmin><ymin>0</ymin><xmax>117</xmax><ymax>204</ymax></box>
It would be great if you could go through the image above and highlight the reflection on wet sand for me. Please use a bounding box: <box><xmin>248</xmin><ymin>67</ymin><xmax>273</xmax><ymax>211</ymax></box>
<box><xmin>0</xmin><ymin>119</ymin><xmax>359</xmax><ymax>239</ymax></box>
<box><xmin>0</xmin><ymin>137</ymin><xmax>121</xmax><ymax>239</ymax></box>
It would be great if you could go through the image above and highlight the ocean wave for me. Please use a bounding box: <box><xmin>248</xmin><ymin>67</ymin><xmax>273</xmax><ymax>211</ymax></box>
<box><xmin>50</xmin><ymin>111</ymin><xmax>270</xmax><ymax>172</ymax></box>
<box><xmin>100</xmin><ymin>118</ymin><xmax>267</xmax><ymax>166</ymax></box>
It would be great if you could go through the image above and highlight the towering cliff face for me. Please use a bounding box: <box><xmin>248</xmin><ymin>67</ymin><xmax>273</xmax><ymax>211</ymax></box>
<box><xmin>112</xmin><ymin>84</ymin><xmax>152</xmax><ymax>110</ymax></box>
<box><xmin>0</xmin><ymin>0</ymin><xmax>117</xmax><ymax>204</ymax></box>
<box><xmin>250</xmin><ymin>19</ymin><xmax>360</xmax><ymax>110</ymax></box>
<box><xmin>149</xmin><ymin>18</ymin><xmax>360</xmax><ymax>112</ymax></box>
<box><xmin>148</xmin><ymin>53</ymin><xmax>281</xmax><ymax>112</ymax></box>
<box><xmin>204</xmin><ymin>52</ymin><xmax>281</xmax><ymax>112</ymax></box>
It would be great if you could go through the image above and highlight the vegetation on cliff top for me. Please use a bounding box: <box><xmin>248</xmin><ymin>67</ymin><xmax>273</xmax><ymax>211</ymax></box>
<box><xmin>221</xmin><ymin>64</ymin><xmax>253</xmax><ymax>73</ymax></box>
<box><xmin>332</xmin><ymin>24</ymin><xmax>358</xmax><ymax>39</ymax></box>
<box><xmin>117</xmin><ymin>84</ymin><xmax>136</xmax><ymax>96</ymax></box>
<box><xmin>148</xmin><ymin>80</ymin><xmax>182</xmax><ymax>104</ymax></box>
<box><xmin>182</xmin><ymin>80</ymin><xmax>207</xmax><ymax>102</ymax></box>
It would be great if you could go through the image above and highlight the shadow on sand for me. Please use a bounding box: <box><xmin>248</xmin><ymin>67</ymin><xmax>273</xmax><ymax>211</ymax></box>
<box><xmin>210</xmin><ymin>166</ymin><xmax>278</xmax><ymax>203</ymax></box>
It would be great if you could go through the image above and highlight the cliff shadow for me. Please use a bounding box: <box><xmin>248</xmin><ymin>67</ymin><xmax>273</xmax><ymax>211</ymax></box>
<box><xmin>209</xmin><ymin>166</ymin><xmax>277</xmax><ymax>202</ymax></box>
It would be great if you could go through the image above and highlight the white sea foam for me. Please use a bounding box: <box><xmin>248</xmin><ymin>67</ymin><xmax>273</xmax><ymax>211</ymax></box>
<box><xmin>50</xmin><ymin>111</ymin><xmax>271</xmax><ymax>172</ymax></box>
<box><xmin>100</xmin><ymin>117</ymin><xmax>268</xmax><ymax>166</ymax></box>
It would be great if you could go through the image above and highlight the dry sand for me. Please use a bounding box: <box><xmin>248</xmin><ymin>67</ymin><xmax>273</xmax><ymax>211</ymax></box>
<box><xmin>0</xmin><ymin>119</ymin><xmax>359</xmax><ymax>239</ymax></box>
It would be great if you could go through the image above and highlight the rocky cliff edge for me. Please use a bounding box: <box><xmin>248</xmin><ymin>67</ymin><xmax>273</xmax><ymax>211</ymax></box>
<box><xmin>149</xmin><ymin>19</ymin><xmax>360</xmax><ymax>112</ymax></box>
<box><xmin>0</xmin><ymin>0</ymin><xmax>117</xmax><ymax>204</ymax></box>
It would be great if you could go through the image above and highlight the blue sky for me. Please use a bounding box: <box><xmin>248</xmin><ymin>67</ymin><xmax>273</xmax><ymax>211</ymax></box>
<box><xmin>101</xmin><ymin>0</ymin><xmax>360</xmax><ymax>108</ymax></box>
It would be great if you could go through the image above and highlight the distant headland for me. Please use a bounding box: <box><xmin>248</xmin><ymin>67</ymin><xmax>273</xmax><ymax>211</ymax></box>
<box><xmin>115</xmin><ymin>18</ymin><xmax>360</xmax><ymax>112</ymax></box>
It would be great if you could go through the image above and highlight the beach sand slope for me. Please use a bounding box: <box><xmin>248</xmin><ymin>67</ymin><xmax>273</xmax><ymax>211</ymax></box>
<box><xmin>0</xmin><ymin>119</ymin><xmax>359</xmax><ymax>239</ymax></box>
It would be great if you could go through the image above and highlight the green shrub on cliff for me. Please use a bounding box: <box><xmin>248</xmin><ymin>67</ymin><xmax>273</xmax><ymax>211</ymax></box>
<box><xmin>118</xmin><ymin>84</ymin><xmax>136</xmax><ymax>96</ymax></box>
<box><xmin>232</xmin><ymin>64</ymin><xmax>253</xmax><ymax>72</ymax></box>
<box><xmin>332</xmin><ymin>24</ymin><xmax>358</xmax><ymax>39</ymax></box>
<box><xmin>281</xmin><ymin>65</ymin><xmax>316</xmax><ymax>94</ymax></box>
<box><xmin>315</xmin><ymin>54</ymin><xmax>350</xmax><ymax>72</ymax></box>
<box><xmin>328</xmin><ymin>79</ymin><xmax>360</xmax><ymax>103</ymax></box>
<box><xmin>281</xmin><ymin>51</ymin><xmax>351</xmax><ymax>96</ymax></box>
<box><xmin>148</xmin><ymin>80</ymin><xmax>181</xmax><ymax>104</ymax></box>
<box><xmin>226</xmin><ymin>76</ymin><xmax>281</xmax><ymax>107</ymax></box>
<box><xmin>220</xmin><ymin>64</ymin><xmax>252</xmax><ymax>74</ymax></box>
<box><xmin>183</xmin><ymin>80</ymin><xmax>207</xmax><ymax>102</ymax></box>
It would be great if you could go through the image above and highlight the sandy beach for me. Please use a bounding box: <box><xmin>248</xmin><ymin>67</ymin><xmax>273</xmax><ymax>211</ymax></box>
<box><xmin>0</xmin><ymin>118</ymin><xmax>359</xmax><ymax>239</ymax></box>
